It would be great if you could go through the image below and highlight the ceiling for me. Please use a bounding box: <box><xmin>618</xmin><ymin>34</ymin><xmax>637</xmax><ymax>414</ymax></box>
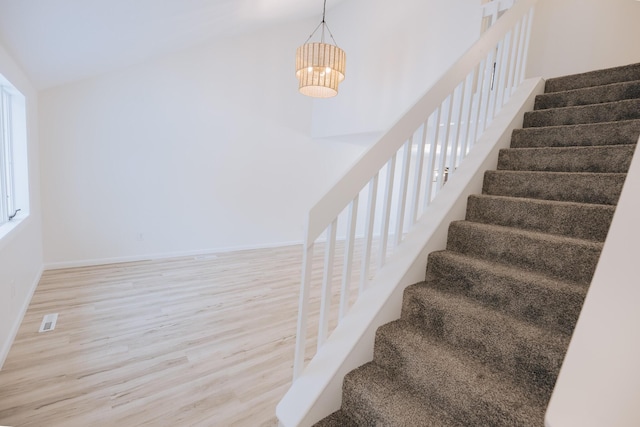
<box><xmin>0</xmin><ymin>0</ymin><xmax>346</xmax><ymax>89</ymax></box>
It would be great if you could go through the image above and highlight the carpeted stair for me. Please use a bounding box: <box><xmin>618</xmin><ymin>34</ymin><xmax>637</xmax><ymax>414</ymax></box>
<box><xmin>314</xmin><ymin>62</ymin><xmax>640</xmax><ymax>426</ymax></box>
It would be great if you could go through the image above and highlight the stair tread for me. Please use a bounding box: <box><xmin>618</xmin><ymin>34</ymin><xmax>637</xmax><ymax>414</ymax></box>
<box><xmin>375</xmin><ymin>319</ymin><xmax>546</xmax><ymax>426</ymax></box>
<box><xmin>487</xmin><ymin>169</ymin><xmax>626</xmax><ymax>176</ymax></box>
<box><xmin>497</xmin><ymin>144</ymin><xmax>636</xmax><ymax>173</ymax></box>
<box><xmin>545</xmin><ymin>62</ymin><xmax>640</xmax><ymax>93</ymax></box>
<box><xmin>448</xmin><ymin>220</ymin><xmax>603</xmax><ymax>250</ymax></box>
<box><xmin>427</xmin><ymin>248</ymin><xmax>590</xmax><ymax>294</ymax></box>
<box><xmin>404</xmin><ymin>278</ymin><xmax>579</xmax><ymax>340</ymax></box>
<box><xmin>401</xmin><ymin>283</ymin><xmax>570</xmax><ymax>396</ymax></box>
<box><xmin>483</xmin><ymin>170</ymin><xmax>626</xmax><ymax>206</ymax></box>
<box><xmin>524</xmin><ymin>98</ymin><xmax>640</xmax><ymax>127</ymax></box>
<box><xmin>342</xmin><ymin>362</ymin><xmax>460</xmax><ymax>427</ymax></box>
<box><xmin>532</xmin><ymin>97</ymin><xmax>640</xmax><ymax>111</ymax></box>
<box><xmin>447</xmin><ymin>220</ymin><xmax>603</xmax><ymax>285</ymax></box>
<box><xmin>535</xmin><ymin>79</ymin><xmax>640</xmax><ymax>110</ymax></box>
<box><xmin>425</xmin><ymin>249</ymin><xmax>587</xmax><ymax>334</ymax></box>
<box><xmin>468</xmin><ymin>193</ymin><xmax>616</xmax><ymax>212</ymax></box>
<box><xmin>511</xmin><ymin>119</ymin><xmax>640</xmax><ymax>148</ymax></box>
<box><xmin>502</xmin><ymin>143</ymin><xmax>636</xmax><ymax>150</ymax></box>
<box><xmin>466</xmin><ymin>194</ymin><xmax>615</xmax><ymax>242</ymax></box>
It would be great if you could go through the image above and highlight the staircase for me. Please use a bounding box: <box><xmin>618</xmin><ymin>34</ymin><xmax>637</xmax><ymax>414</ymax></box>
<box><xmin>314</xmin><ymin>63</ymin><xmax>640</xmax><ymax>426</ymax></box>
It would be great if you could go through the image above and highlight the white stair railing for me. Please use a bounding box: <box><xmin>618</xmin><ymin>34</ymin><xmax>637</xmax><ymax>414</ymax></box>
<box><xmin>292</xmin><ymin>0</ymin><xmax>538</xmax><ymax>380</ymax></box>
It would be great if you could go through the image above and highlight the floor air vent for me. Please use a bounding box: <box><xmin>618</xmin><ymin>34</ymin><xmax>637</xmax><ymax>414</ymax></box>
<box><xmin>39</xmin><ymin>313</ymin><xmax>59</xmax><ymax>333</ymax></box>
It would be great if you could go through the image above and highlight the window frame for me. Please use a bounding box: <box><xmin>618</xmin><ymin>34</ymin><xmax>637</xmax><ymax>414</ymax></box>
<box><xmin>0</xmin><ymin>73</ymin><xmax>30</xmax><ymax>242</ymax></box>
<box><xmin>0</xmin><ymin>86</ymin><xmax>13</xmax><ymax>226</ymax></box>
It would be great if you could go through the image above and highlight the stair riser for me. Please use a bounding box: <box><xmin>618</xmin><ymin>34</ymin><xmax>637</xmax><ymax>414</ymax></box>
<box><xmin>374</xmin><ymin>324</ymin><xmax>544</xmax><ymax>426</ymax></box>
<box><xmin>446</xmin><ymin>221</ymin><xmax>602</xmax><ymax>285</ymax></box>
<box><xmin>401</xmin><ymin>286</ymin><xmax>569</xmax><ymax>397</ymax></box>
<box><xmin>511</xmin><ymin>120</ymin><xmax>640</xmax><ymax>148</ymax></box>
<box><xmin>535</xmin><ymin>80</ymin><xmax>640</xmax><ymax>110</ymax></box>
<box><xmin>425</xmin><ymin>252</ymin><xmax>586</xmax><ymax>335</ymax></box>
<box><xmin>342</xmin><ymin>366</ymin><xmax>395</xmax><ymax>426</ymax></box>
<box><xmin>545</xmin><ymin>63</ymin><xmax>640</xmax><ymax>93</ymax></box>
<box><xmin>483</xmin><ymin>171</ymin><xmax>626</xmax><ymax>205</ymax></box>
<box><xmin>497</xmin><ymin>145</ymin><xmax>636</xmax><ymax>173</ymax></box>
<box><xmin>523</xmin><ymin>99</ymin><xmax>640</xmax><ymax>128</ymax></box>
<box><xmin>341</xmin><ymin>363</ymin><xmax>452</xmax><ymax>427</ymax></box>
<box><xmin>341</xmin><ymin>378</ymin><xmax>377</xmax><ymax>427</ymax></box>
<box><xmin>466</xmin><ymin>195</ymin><xmax>615</xmax><ymax>241</ymax></box>
<box><xmin>312</xmin><ymin>412</ymin><xmax>354</xmax><ymax>427</ymax></box>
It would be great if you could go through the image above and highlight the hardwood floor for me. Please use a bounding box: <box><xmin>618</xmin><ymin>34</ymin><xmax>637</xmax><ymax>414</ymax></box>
<box><xmin>0</xmin><ymin>245</ymin><xmax>328</xmax><ymax>427</ymax></box>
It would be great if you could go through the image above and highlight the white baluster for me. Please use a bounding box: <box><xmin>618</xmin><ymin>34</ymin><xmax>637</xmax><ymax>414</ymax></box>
<box><xmin>360</xmin><ymin>174</ymin><xmax>379</xmax><ymax>294</ymax></box>
<box><xmin>317</xmin><ymin>219</ymin><xmax>337</xmax><ymax>350</ymax></box>
<box><xmin>495</xmin><ymin>31</ymin><xmax>512</xmax><ymax>114</ymax></box>
<box><xmin>477</xmin><ymin>48</ymin><xmax>497</xmax><ymax>137</ymax></box>
<box><xmin>459</xmin><ymin>70</ymin><xmax>476</xmax><ymax>161</ymax></box>
<box><xmin>520</xmin><ymin>9</ymin><xmax>535</xmax><ymax>84</ymax></box>
<box><xmin>468</xmin><ymin>60</ymin><xmax>485</xmax><ymax>150</ymax></box>
<box><xmin>487</xmin><ymin>39</ymin><xmax>504</xmax><ymax>125</ymax></box>
<box><xmin>293</xmin><ymin>240</ymin><xmax>314</xmax><ymax>380</ymax></box>
<box><xmin>514</xmin><ymin>14</ymin><xmax>528</xmax><ymax>88</ymax></box>
<box><xmin>378</xmin><ymin>154</ymin><xmax>396</xmax><ymax>268</ymax></box>
<box><xmin>436</xmin><ymin>95</ymin><xmax>453</xmax><ymax>191</ymax></box>
<box><xmin>424</xmin><ymin>107</ymin><xmax>441</xmax><ymax>206</ymax></box>
<box><xmin>410</xmin><ymin>122</ymin><xmax>428</xmax><ymax>225</ymax></box>
<box><xmin>394</xmin><ymin>139</ymin><xmax>413</xmax><ymax>247</ymax></box>
<box><xmin>339</xmin><ymin>196</ymin><xmax>359</xmax><ymax>319</ymax></box>
<box><xmin>507</xmin><ymin>21</ymin><xmax>522</xmax><ymax>97</ymax></box>
<box><xmin>449</xmin><ymin>81</ymin><xmax>465</xmax><ymax>172</ymax></box>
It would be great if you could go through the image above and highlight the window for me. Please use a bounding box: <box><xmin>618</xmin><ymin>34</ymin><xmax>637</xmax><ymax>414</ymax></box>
<box><xmin>1</xmin><ymin>86</ymin><xmax>16</xmax><ymax>225</ymax></box>
<box><xmin>0</xmin><ymin>75</ymin><xmax>28</xmax><ymax>230</ymax></box>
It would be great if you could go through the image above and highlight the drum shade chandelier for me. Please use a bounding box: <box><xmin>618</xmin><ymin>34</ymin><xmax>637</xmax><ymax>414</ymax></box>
<box><xmin>295</xmin><ymin>0</ymin><xmax>346</xmax><ymax>98</ymax></box>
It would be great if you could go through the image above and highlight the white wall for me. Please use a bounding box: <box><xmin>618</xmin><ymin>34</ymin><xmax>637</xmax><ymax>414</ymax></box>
<box><xmin>39</xmin><ymin>0</ymin><xmax>487</xmax><ymax>268</ymax></box>
<box><xmin>545</xmin><ymin>136</ymin><xmax>640</xmax><ymax>427</ymax></box>
<box><xmin>524</xmin><ymin>1</ymin><xmax>640</xmax><ymax>424</ymax></box>
<box><xmin>526</xmin><ymin>0</ymin><xmax>640</xmax><ymax>80</ymax></box>
<box><xmin>311</xmin><ymin>0</ymin><xmax>483</xmax><ymax>137</ymax></box>
<box><xmin>0</xmin><ymin>41</ymin><xmax>43</xmax><ymax>368</ymax></box>
<box><xmin>39</xmin><ymin>21</ymin><xmax>372</xmax><ymax>267</ymax></box>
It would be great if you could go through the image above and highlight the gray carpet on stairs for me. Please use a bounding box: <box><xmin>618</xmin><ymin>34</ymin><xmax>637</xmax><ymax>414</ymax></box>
<box><xmin>482</xmin><ymin>170</ymin><xmax>626</xmax><ymax>205</ymax></box>
<box><xmin>313</xmin><ymin>62</ymin><xmax>640</xmax><ymax>426</ymax></box>
<box><xmin>497</xmin><ymin>144</ymin><xmax>635</xmax><ymax>173</ymax></box>
<box><xmin>535</xmin><ymin>79</ymin><xmax>640</xmax><ymax>110</ymax></box>
<box><xmin>523</xmin><ymin>98</ymin><xmax>640</xmax><ymax>127</ymax></box>
<box><xmin>544</xmin><ymin>62</ymin><xmax>640</xmax><ymax>93</ymax></box>
<box><xmin>511</xmin><ymin>119</ymin><xmax>640</xmax><ymax>148</ymax></box>
<box><xmin>465</xmin><ymin>195</ymin><xmax>615</xmax><ymax>242</ymax></box>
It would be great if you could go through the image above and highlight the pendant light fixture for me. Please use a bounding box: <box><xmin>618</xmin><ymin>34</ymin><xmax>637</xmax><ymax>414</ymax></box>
<box><xmin>295</xmin><ymin>0</ymin><xmax>346</xmax><ymax>98</ymax></box>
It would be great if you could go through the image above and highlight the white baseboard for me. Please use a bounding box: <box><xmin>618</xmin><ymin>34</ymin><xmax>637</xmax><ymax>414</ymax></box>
<box><xmin>0</xmin><ymin>266</ymin><xmax>43</xmax><ymax>370</ymax></box>
<box><xmin>43</xmin><ymin>240</ymin><xmax>303</xmax><ymax>271</ymax></box>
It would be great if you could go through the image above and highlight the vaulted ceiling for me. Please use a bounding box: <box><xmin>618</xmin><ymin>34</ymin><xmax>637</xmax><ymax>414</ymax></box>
<box><xmin>0</xmin><ymin>0</ymin><xmax>346</xmax><ymax>89</ymax></box>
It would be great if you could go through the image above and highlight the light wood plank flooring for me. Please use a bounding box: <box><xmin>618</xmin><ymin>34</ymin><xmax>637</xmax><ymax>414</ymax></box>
<box><xmin>0</xmin><ymin>245</ymin><xmax>323</xmax><ymax>427</ymax></box>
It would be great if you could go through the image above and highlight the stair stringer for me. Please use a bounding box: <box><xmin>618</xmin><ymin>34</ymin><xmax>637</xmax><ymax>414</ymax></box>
<box><xmin>276</xmin><ymin>77</ymin><xmax>545</xmax><ymax>427</ymax></box>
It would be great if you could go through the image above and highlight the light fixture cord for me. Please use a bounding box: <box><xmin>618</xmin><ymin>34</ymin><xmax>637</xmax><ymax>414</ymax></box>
<box><xmin>322</xmin><ymin>0</ymin><xmax>327</xmax><ymax>23</ymax></box>
<box><xmin>303</xmin><ymin>0</ymin><xmax>340</xmax><ymax>47</ymax></box>
<box><xmin>321</xmin><ymin>0</ymin><xmax>327</xmax><ymax>42</ymax></box>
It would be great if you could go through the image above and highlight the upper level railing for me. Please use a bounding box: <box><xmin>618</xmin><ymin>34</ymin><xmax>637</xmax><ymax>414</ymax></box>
<box><xmin>481</xmin><ymin>0</ymin><xmax>517</xmax><ymax>33</ymax></box>
<box><xmin>292</xmin><ymin>0</ymin><xmax>538</xmax><ymax>380</ymax></box>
